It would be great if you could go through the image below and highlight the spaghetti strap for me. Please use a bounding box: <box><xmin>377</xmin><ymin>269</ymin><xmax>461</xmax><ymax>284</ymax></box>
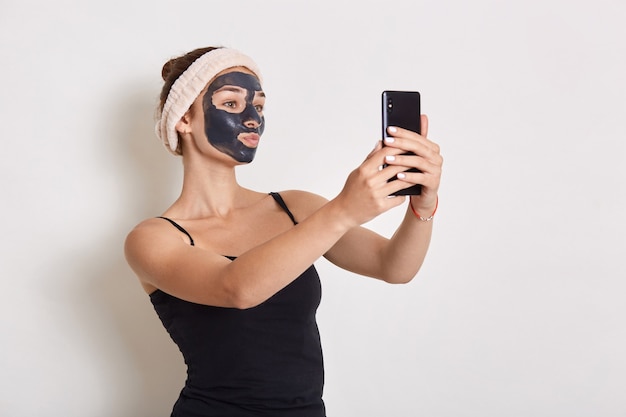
<box><xmin>157</xmin><ymin>216</ymin><xmax>195</xmax><ymax>246</ymax></box>
<box><xmin>158</xmin><ymin>194</ymin><xmax>294</xmax><ymax>245</ymax></box>
<box><xmin>269</xmin><ymin>192</ymin><xmax>298</xmax><ymax>225</ymax></box>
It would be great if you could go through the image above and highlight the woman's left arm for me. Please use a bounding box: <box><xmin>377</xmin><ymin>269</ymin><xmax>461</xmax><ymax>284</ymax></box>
<box><xmin>325</xmin><ymin>115</ymin><xmax>443</xmax><ymax>283</ymax></box>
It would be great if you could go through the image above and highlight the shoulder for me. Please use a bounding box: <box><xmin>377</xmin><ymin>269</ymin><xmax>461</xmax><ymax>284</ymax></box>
<box><xmin>124</xmin><ymin>217</ymin><xmax>189</xmax><ymax>264</ymax></box>
<box><xmin>125</xmin><ymin>216</ymin><xmax>180</xmax><ymax>242</ymax></box>
<box><xmin>273</xmin><ymin>190</ymin><xmax>329</xmax><ymax>221</ymax></box>
<box><xmin>124</xmin><ymin>217</ymin><xmax>205</xmax><ymax>294</ymax></box>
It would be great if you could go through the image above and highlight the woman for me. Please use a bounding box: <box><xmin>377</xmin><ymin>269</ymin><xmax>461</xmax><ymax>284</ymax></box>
<box><xmin>124</xmin><ymin>46</ymin><xmax>442</xmax><ymax>416</ymax></box>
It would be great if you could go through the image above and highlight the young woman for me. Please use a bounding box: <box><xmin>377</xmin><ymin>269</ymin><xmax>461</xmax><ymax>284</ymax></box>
<box><xmin>124</xmin><ymin>46</ymin><xmax>443</xmax><ymax>417</ymax></box>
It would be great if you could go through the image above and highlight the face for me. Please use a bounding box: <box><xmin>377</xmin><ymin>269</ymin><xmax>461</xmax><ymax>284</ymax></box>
<box><xmin>202</xmin><ymin>71</ymin><xmax>265</xmax><ymax>163</ymax></box>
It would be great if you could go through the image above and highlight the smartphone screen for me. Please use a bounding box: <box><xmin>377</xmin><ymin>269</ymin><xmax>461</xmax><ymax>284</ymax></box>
<box><xmin>382</xmin><ymin>90</ymin><xmax>421</xmax><ymax>195</ymax></box>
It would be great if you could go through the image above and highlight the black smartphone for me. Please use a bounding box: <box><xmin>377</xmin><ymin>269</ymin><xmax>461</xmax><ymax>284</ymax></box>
<box><xmin>382</xmin><ymin>90</ymin><xmax>421</xmax><ymax>195</ymax></box>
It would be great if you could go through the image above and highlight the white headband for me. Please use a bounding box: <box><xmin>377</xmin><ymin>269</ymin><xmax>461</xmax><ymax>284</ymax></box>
<box><xmin>155</xmin><ymin>48</ymin><xmax>263</xmax><ymax>155</ymax></box>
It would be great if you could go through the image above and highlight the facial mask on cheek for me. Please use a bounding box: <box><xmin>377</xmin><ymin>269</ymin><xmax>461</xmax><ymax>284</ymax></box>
<box><xmin>202</xmin><ymin>72</ymin><xmax>265</xmax><ymax>163</ymax></box>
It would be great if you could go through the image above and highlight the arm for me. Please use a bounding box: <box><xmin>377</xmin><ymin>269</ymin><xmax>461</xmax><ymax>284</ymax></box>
<box><xmin>124</xmin><ymin>201</ymin><xmax>355</xmax><ymax>309</ymax></box>
<box><xmin>325</xmin><ymin>115</ymin><xmax>443</xmax><ymax>283</ymax></box>
<box><xmin>124</xmin><ymin>141</ymin><xmax>415</xmax><ymax>309</ymax></box>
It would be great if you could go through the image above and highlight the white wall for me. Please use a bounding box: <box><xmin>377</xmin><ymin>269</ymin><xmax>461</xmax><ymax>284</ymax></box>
<box><xmin>1</xmin><ymin>1</ymin><xmax>625</xmax><ymax>416</ymax></box>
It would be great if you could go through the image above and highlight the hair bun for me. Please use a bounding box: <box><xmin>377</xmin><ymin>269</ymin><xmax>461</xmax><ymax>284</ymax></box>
<box><xmin>161</xmin><ymin>59</ymin><xmax>176</xmax><ymax>81</ymax></box>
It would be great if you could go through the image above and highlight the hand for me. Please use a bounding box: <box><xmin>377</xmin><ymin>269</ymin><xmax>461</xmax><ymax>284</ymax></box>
<box><xmin>333</xmin><ymin>137</ymin><xmax>426</xmax><ymax>227</ymax></box>
<box><xmin>382</xmin><ymin>115</ymin><xmax>442</xmax><ymax>215</ymax></box>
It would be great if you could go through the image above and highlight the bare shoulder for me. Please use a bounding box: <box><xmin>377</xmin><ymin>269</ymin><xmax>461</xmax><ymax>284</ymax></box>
<box><xmin>125</xmin><ymin>217</ymin><xmax>185</xmax><ymax>249</ymax></box>
<box><xmin>274</xmin><ymin>190</ymin><xmax>329</xmax><ymax>221</ymax></box>
<box><xmin>124</xmin><ymin>215</ymin><xmax>239</xmax><ymax>300</ymax></box>
<box><xmin>124</xmin><ymin>216</ymin><xmax>194</xmax><ymax>264</ymax></box>
<box><xmin>123</xmin><ymin>217</ymin><xmax>192</xmax><ymax>289</ymax></box>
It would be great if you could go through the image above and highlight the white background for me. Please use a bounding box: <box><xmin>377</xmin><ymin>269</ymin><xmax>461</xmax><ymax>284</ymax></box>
<box><xmin>1</xmin><ymin>1</ymin><xmax>625</xmax><ymax>416</ymax></box>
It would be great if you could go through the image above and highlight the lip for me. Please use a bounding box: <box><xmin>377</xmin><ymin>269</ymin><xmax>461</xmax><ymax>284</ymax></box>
<box><xmin>238</xmin><ymin>132</ymin><xmax>260</xmax><ymax>148</ymax></box>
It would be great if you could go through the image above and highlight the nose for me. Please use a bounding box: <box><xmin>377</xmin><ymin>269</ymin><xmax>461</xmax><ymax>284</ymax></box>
<box><xmin>241</xmin><ymin>104</ymin><xmax>262</xmax><ymax>129</ymax></box>
<box><xmin>244</xmin><ymin>118</ymin><xmax>259</xmax><ymax>129</ymax></box>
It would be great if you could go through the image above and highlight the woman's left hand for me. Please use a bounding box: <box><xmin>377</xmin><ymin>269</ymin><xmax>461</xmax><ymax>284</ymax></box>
<box><xmin>382</xmin><ymin>114</ymin><xmax>442</xmax><ymax>215</ymax></box>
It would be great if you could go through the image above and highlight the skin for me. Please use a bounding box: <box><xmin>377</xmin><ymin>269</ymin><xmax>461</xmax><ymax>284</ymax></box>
<box><xmin>125</xmin><ymin>66</ymin><xmax>443</xmax><ymax>309</ymax></box>
<box><xmin>202</xmin><ymin>71</ymin><xmax>265</xmax><ymax>163</ymax></box>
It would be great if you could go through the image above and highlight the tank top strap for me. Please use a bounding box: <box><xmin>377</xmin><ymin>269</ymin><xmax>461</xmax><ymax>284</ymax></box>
<box><xmin>269</xmin><ymin>192</ymin><xmax>298</xmax><ymax>225</ymax></box>
<box><xmin>157</xmin><ymin>216</ymin><xmax>195</xmax><ymax>246</ymax></box>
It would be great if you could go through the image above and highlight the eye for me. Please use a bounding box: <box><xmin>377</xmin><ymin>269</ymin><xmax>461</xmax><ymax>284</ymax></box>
<box><xmin>223</xmin><ymin>101</ymin><xmax>237</xmax><ymax>108</ymax></box>
<box><xmin>254</xmin><ymin>104</ymin><xmax>264</xmax><ymax>112</ymax></box>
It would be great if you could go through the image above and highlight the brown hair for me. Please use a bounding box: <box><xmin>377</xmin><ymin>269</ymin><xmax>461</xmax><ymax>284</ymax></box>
<box><xmin>157</xmin><ymin>46</ymin><xmax>222</xmax><ymax>155</ymax></box>
<box><xmin>158</xmin><ymin>46</ymin><xmax>222</xmax><ymax>113</ymax></box>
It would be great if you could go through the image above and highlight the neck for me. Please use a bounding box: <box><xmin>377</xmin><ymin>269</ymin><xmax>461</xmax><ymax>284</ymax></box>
<box><xmin>171</xmin><ymin>152</ymin><xmax>249</xmax><ymax>219</ymax></box>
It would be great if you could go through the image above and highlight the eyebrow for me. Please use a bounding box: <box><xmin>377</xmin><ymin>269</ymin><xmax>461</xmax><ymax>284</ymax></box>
<box><xmin>215</xmin><ymin>86</ymin><xmax>265</xmax><ymax>97</ymax></box>
<box><xmin>215</xmin><ymin>86</ymin><xmax>246</xmax><ymax>94</ymax></box>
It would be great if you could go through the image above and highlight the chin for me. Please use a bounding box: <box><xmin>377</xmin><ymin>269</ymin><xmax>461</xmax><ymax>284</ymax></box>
<box><xmin>233</xmin><ymin>153</ymin><xmax>255</xmax><ymax>164</ymax></box>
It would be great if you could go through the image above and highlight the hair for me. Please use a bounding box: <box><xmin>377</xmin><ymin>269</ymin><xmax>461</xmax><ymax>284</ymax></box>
<box><xmin>156</xmin><ymin>46</ymin><xmax>222</xmax><ymax>155</ymax></box>
<box><xmin>158</xmin><ymin>46</ymin><xmax>222</xmax><ymax>113</ymax></box>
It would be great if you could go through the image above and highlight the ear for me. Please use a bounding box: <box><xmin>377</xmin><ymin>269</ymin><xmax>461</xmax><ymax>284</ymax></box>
<box><xmin>175</xmin><ymin>110</ymin><xmax>193</xmax><ymax>135</ymax></box>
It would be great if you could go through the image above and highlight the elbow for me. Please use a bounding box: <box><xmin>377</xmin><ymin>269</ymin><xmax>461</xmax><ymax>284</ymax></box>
<box><xmin>381</xmin><ymin>272</ymin><xmax>417</xmax><ymax>285</ymax></box>
<box><xmin>379</xmin><ymin>259</ymin><xmax>424</xmax><ymax>284</ymax></box>
<box><xmin>229</xmin><ymin>292</ymin><xmax>256</xmax><ymax>310</ymax></box>
<box><xmin>220</xmin><ymin>273</ymin><xmax>260</xmax><ymax>310</ymax></box>
<box><xmin>221</xmin><ymin>268</ymin><xmax>271</xmax><ymax>310</ymax></box>
<box><xmin>386</xmin><ymin>276</ymin><xmax>415</xmax><ymax>285</ymax></box>
<box><xmin>232</xmin><ymin>299</ymin><xmax>261</xmax><ymax>310</ymax></box>
<box><xmin>228</xmin><ymin>287</ymin><xmax>266</xmax><ymax>310</ymax></box>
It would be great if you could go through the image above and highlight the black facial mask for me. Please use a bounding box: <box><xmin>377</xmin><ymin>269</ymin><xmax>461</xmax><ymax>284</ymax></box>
<box><xmin>202</xmin><ymin>72</ymin><xmax>265</xmax><ymax>163</ymax></box>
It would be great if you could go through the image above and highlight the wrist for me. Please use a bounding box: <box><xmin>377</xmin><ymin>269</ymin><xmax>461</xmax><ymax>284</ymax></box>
<box><xmin>324</xmin><ymin>197</ymin><xmax>359</xmax><ymax>231</ymax></box>
<box><xmin>409</xmin><ymin>196</ymin><xmax>438</xmax><ymax>222</ymax></box>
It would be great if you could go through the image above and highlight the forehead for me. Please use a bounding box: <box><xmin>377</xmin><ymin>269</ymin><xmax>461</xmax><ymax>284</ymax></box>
<box><xmin>207</xmin><ymin>67</ymin><xmax>262</xmax><ymax>93</ymax></box>
<box><xmin>215</xmin><ymin>65</ymin><xmax>257</xmax><ymax>79</ymax></box>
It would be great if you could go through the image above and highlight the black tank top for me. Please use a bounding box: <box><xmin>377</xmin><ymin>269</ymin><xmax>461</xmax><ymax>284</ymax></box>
<box><xmin>150</xmin><ymin>192</ymin><xmax>325</xmax><ymax>416</ymax></box>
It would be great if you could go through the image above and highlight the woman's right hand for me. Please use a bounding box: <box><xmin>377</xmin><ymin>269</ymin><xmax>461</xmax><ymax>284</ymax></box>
<box><xmin>332</xmin><ymin>141</ymin><xmax>413</xmax><ymax>227</ymax></box>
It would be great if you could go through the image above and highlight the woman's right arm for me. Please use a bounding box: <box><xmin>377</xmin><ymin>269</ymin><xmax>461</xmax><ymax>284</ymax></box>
<box><xmin>124</xmin><ymin>201</ymin><xmax>350</xmax><ymax>309</ymax></box>
<box><xmin>124</xmin><ymin>143</ymin><xmax>410</xmax><ymax>309</ymax></box>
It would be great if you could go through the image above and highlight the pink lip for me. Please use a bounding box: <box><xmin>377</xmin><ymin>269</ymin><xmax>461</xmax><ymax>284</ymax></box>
<box><xmin>239</xmin><ymin>133</ymin><xmax>260</xmax><ymax>148</ymax></box>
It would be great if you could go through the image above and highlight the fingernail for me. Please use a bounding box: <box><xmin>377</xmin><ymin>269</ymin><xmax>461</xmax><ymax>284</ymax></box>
<box><xmin>388</xmin><ymin>126</ymin><xmax>398</xmax><ymax>133</ymax></box>
<box><xmin>385</xmin><ymin>155</ymin><xmax>396</xmax><ymax>162</ymax></box>
<box><xmin>384</xmin><ymin>137</ymin><xmax>395</xmax><ymax>144</ymax></box>
<box><xmin>397</xmin><ymin>172</ymin><xmax>406</xmax><ymax>179</ymax></box>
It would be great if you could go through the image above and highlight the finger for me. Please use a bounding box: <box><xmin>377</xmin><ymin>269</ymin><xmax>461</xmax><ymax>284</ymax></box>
<box><xmin>377</xmin><ymin>163</ymin><xmax>413</xmax><ymax>182</ymax></box>
<box><xmin>396</xmin><ymin>170</ymin><xmax>439</xmax><ymax>189</ymax></box>
<box><xmin>383</xmin><ymin>178</ymin><xmax>421</xmax><ymax>199</ymax></box>
<box><xmin>394</xmin><ymin>166</ymin><xmax>442</xmax><ymax>195</ymax></box>
<box><xmin>361</xmin><ymin>145</ymin><xmax>405</xmax><ymax>174</ymax></box>
<box><xmin>386</xmin><ymin>114</ymin><xmax>428</xmax><ymax>138</ymax></box>
<box><xmin>384</xmin><ymin>194</ymin><xmax>408</xmax><ymax>207</ymax></box>
<box><xmin>384</xmin><ymin>134</ymin><xmax>441</xmax><ymax>162</ymax></box>
<box><xmin>420</xmin><ymin>114</ymin><xmax>429</xmax><ymax>137</ymax></box>
<box><xmin>384</xmin><ymin>153</ymin><xmax>443</xmax><ymax>174</ymax></box>
<box><xmin>382</xmin><ymin>154</ymin><xmax>442</xmax><ymax>190</ymax></box>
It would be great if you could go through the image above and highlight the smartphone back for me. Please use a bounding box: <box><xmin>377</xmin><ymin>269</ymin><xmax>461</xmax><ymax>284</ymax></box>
<box><xmin>382</xmin><ymin>91</ymin><xmax>421</xmax><ymax>137</ymax></box>
<box><xmin>382</xmin><ymin>90</ymin><xmax>421</xmax><ymax>195</ymax></box>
